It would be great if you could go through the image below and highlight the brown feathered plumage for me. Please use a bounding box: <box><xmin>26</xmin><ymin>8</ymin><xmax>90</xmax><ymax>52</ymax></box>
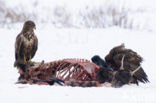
<box><xmin>105</xmin><ymin>44</ymin><xmax>149</xmax><ymax>84</ymax></box>
<box><xmin>14</xmin><ymin>20</ymin><xmax>38</xmax><ymax>69</ymax></box>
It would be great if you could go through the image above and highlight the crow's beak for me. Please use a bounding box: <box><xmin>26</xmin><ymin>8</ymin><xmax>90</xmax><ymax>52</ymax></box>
<box><xmin>108</xmin><ymin>67</ymin><xmax>114</xmax><ymax>72</ymax></box>
<box><xmin>50</xmin><ymin>78</ymin><xmax>64</xmax><ymax>86</ymax></box>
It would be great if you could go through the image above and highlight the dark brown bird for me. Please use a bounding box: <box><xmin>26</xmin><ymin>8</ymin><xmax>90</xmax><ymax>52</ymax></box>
<box><xmin>105</xmin><ymin>44</ymin><xmax>149</xmax><ymax>85</ymax></box>
<box><xmin>14</xmin><ymin>20</ymin><xmax>38</xmax><ymax>71</ymax></box>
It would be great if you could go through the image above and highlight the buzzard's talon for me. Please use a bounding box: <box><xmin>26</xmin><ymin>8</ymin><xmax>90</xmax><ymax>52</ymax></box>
<box><xmin>29</xmin><ymin>56</ymin><xmax>32</xmax><ymax>63</ymax></box>
<box><xmin>28</xmin><ymin>59</ymin><xmax>32</xmax><ymax>64</ymax></box>
<box><xmin>24</xmin><ymin>56</ymin><xmax>27</xmax><ymax>64</ymax></box>
<box><xmin>28</xmin><ymin>56</ymin><xmax>34</xmax><ymax>66</ymax></box>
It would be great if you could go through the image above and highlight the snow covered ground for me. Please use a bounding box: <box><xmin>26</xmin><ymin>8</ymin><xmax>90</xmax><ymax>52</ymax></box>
<box><xmin>0</xmin><ymin>0</ymin><xmax>156</xmax><ymax>103</ymax></box>
<box><xmin>0</xmin><ymin>26</ymin><xmax>156</xmax><ymax>103</ymax></box>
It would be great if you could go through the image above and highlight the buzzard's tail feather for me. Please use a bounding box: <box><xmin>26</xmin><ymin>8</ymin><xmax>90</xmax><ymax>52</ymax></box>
<box><xmin>134</xmin><ymin>67</ymin><xmax>149</xmax><ymax>83</ymax></box>
<box><xmin>14</xmin><ymin>61</ymin><xmax>27</xmax><ymax>72</ymax></box>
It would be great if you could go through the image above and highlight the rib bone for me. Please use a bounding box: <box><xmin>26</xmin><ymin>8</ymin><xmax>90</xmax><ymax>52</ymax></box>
<box><xmin>130</xmin><ymin>66</ymin><xmax>141</xmax><ymax>76</ymax></box>
<box><xmin>120</xmin><ymin>55</ymin><xmax>125</xmax><ymax>70</ymax></box>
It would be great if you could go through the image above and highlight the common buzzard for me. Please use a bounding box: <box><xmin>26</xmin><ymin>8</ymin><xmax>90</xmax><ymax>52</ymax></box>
<box><xmin>14</xmin><ymin>20</ymin><xmax>38</xmax><ymax>71</ymax></box>
<box><xmin>105</xmin><ymin>44</ymin><xmax>149</xmax><ymax>85</ymax></box>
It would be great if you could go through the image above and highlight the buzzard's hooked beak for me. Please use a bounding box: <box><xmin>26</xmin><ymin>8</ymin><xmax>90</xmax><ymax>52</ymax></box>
<box><xmin>34</xmin><ymin>26</ymin><xmax>36</xmax><ymax>30</ymax></box>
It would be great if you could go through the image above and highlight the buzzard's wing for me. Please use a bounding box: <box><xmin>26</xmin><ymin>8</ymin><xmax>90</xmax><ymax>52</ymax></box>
<box><xmin>31</xmin><ymin>35</ymin><xmax>38</xmax><ymax>59</ymax></box>
<box><xmin>15</xmin><ymin>34</ymin><xmax>24</xmax><ymax>61</ymax></box>
<box><xmin>133</xmin><ymin>67</ymin><xmax>149</xmax><ymax>83</ymax></box>
<box><xmin>128</xmin><ymin>64</ymin><xmax>149</xmax><ymax>83</ymax></box>
<box><xmin>105</xmin><ymin>44</ymin><xmax>143</xmax><ymax>69</ymax></box>
<box><xmin>14</xmin><ymin>34</ymin><xmax>25</xmax><ymax>67</ymax></box>
<box><xmin>121</xmin><ymin>62</ymin><xmax>149</xmax><ymax>83</ymax></box>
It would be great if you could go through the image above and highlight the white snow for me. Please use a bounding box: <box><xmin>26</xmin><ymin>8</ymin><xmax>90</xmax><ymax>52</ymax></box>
<box><xmin>0</xmin><ymin>27</ymin><xmax>156</xmax><ymax>103</ymax></box>
<box><xmin>0</xmin><ymin>0</ymin><xmax>156</xmax><ymax>103</ymax></box>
